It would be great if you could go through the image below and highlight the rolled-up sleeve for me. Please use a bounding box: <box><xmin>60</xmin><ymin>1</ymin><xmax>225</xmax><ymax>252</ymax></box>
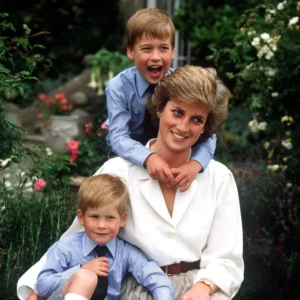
<box><xmin>194</xmin><ymin>171</ymin><xmax>244</xmax><ymax>297</ymax></box>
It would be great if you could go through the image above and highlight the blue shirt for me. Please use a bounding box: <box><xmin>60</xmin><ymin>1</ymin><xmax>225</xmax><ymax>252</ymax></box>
<box><xmin>37</xmin><ymin>232</ymin><xmax>174</xmax><ymax>300</ymax></box>
<box><xmin>105</xmin><ymin>66</ymin><xmax>216</xmax><ymax>168</ymax></box>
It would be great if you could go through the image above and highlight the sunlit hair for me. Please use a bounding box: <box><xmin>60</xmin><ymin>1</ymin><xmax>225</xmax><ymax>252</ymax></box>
<box><xmin>126</xmin><ymin>8</ymin><xmax>175</xmax><ymax>49</ymax></box>
<box><xmin>77</xmin><ymin>174</ymin><xmax>129</xmax><ymax>216</ymax></box>
<box><xmin>146</xmin><ymin>65</ymin><xmax>231</xmax><ymax>137</ymax></box>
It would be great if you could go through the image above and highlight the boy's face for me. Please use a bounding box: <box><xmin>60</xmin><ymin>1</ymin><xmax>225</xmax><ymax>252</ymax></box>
<box><xmin>127</xmin><ymin>33</ymin><xmax>174</xmax><ymax>85</ymax></box>
<box><xmin>77</xmin><ymin>202</ymin><xmax>127</xmax><ymax>245</ymax></box>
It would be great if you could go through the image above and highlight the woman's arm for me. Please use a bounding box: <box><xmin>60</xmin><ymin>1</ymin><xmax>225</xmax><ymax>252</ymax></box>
<box><xmin>193</xmin><ymin>169</ymin><xmax>244</xmax><ymax>297</ymax></box>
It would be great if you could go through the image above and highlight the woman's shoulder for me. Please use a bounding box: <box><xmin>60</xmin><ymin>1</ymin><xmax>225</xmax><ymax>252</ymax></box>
<box><xmin>96</xmin><ymin>157</ymin><xmax>139</xmax><ymax>176</ymax></box>
<box><xmin>205</xmin><ymin>159</ymin><xmax>234</xmax><ymax>177</ymax></box>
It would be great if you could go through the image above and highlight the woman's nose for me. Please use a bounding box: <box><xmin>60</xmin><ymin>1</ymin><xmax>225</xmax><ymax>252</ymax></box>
<box><xmin>177</xmin><ymin>118</ymin><xmax>189</xmax><ymax>132</ymax></box>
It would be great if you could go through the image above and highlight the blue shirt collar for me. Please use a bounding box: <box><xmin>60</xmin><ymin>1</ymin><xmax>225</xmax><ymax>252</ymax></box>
<box><xmin>82</xmin><ymin>233</ymin><xmax>117</xmax><ymax>258</ymax></box>
<box><xmin>136</xmin><ymin>69</ymin><xmax>151</xmax><ymax>98</ymax></box>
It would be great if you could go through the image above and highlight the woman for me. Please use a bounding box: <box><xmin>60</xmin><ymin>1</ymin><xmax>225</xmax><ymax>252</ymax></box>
<box><xmin>18</xmin><ymin>65</ymin><xmax>243</xmax><ymax>300</ymax></box>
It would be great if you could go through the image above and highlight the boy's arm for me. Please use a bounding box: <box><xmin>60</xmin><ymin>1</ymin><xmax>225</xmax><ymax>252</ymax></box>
<box><xmin>126</xmin><ymin>245</ymin><xmax>174</xmax><ymax>300</ymax></box>
<box><xmin>36</xmin><ymin>244</ymin><xmax>79</xmax><ymax>298</ymax></box>
<box><xmin>190</xmin><ymin>134</ymin><xmax>217</xmax><ymax>170</ymax></box>
<box><xmin>171</xmin><ymin>134</ymin><xmax>217</xmax><ymax>192</ymax></box>
<box><xmin>106</xmin><ymin>84</ymin><xmax>152</xmax><ymax>167</ymax></box>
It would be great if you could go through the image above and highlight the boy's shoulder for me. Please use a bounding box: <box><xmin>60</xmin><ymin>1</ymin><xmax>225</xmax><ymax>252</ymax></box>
<box><xmin>107</xmin><ymin>66</ymin><xmax>137</xmax><ymax>89</ymax></box>
<box><xmin>50</xmin><ymin>231</ymin><xmax>84</xmax><ymax>251</ymax></box>
<box><xmin>115</xmin><ymin>236</ymin><xmax>143</xmax><ymax>256</ymax></box>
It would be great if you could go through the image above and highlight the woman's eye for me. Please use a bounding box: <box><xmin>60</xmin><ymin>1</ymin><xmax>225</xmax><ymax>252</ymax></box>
<box><xmin>173</xmin><ymin>110</ymin><xmax>182</xmax><ymax>116</ymax></box>
<box><xmin>193</xmin><ymin>117</ymin><xmax>202</xmax><ymax>124</ymax></box>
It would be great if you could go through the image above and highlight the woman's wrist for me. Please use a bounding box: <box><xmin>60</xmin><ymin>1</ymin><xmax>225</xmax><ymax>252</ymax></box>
<box><xmin>195</xmin><ymin>281</ymin><xmax>212</xmax><ymax>296</ymax></box>
<box><xmin>195</xmin><ymin>279</ymin><xmax>218</xmax><ymax>296</ymax></box>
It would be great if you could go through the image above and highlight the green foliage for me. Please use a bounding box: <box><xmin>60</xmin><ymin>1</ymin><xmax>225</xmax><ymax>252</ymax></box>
<box><xmin>69</xmin><ymin>126</ymin><xmax>109</xmax><ymax>177</ymax></box>
<box><xmin>0</xmin><ymin>173</ymin><xmax>76</xmax><ymax>299</ymax></box>
<box><xmin>219</xmin><ymin>0</ymin><xmax>300</xmax><ymax>185</ymax></box>
<box><xmin>234</xmin><ymin>160</ymin><xmax>300</xmax><ymax>299</ymax></box>
<box><xmin>174</xmin><ymin>0</ymin><xmax>261</xmax><ymax>92</ymax></box>
<box><xmin>0</xmin><ymin>12</ymin><xmax>50</xmax><ymax>159</ymax></box>
<box><xmin>89</xmin><ymin>48</ymin><xmax>133</xmax><ymax>96</ymax></box>
<box><xmin>0</xmin><ymin>0</ymin><xmax>124</xmax><ymax>79</ymax></box>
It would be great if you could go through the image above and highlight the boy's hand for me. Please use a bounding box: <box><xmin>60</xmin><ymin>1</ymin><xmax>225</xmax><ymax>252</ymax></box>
<box><xmin>171</xmin><ymin>160</ymin><xmax>203</xmax><ymax>192</ymax></box>
<box><xmin>81</xmin><ymin>257</ymin><xmax>109</xmax><ymax>277</ymax></box>
<box><xmin>144</xmin><ymin>154</ymin><xmax>175</xmax><ymax>184</ymax></box>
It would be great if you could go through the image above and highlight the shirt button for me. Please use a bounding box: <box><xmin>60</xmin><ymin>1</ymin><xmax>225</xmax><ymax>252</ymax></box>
<box><xmin>168</xmin><ymin>233</ymin><xmax>175</xmax><ymax>239</ymax></box>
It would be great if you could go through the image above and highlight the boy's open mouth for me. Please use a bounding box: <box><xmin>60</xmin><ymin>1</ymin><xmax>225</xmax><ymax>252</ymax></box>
<box><xmin>147</xmin><ymin>66</ymin><xmax>162</xmax><ymax>74</ymax></box>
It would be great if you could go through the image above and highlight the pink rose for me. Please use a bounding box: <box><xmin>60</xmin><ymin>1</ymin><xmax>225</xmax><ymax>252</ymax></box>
<box><xmin>34</xmin><ymin>179</ymin><xmax>47</xmax><ymax>191</ymax></box>
<box><xmin>38</xmin><ymin>93</ymin><xmax>47</xmax><ymax>101</ymax></box>
<box><xmin>66</xmin><ymin>140</ymin><xmax>79</xmax><ymax>153</ymax></box>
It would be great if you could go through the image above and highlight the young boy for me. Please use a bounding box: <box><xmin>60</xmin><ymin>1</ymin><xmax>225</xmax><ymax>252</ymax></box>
<box><xmin>105</xmin><ymin>8</ymin><xmax>217</xmax><ymax>192</ymax></box>
<box><xmin>37</xmin><ymin>174</ymin><xmax>174</xmax><ymax>300</ymax></box>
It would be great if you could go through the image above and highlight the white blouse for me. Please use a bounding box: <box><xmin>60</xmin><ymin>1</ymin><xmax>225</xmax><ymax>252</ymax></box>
<box><xmin>17</xmin><ymin>156</ymin><xmax>243</xmax><ymax>299</ymax></box>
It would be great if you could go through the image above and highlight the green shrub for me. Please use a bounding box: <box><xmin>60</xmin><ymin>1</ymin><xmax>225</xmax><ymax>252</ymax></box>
<box><xmin>220</xmin><ymin>0</ymin><xmax>300</xmax><ymax>185</ymax></box>
<box><xmin>0</xmin><ymin>173</ymin><xmax>76</xmax><ymax>299</ymax></box>
<box><xmin>233</xmin><ymin>159</ymin><xmax>300</xmax><ymax>299</ymax></box>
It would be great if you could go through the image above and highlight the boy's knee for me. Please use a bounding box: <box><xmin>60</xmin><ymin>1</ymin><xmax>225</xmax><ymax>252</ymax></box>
<box><xmin>72</xmin><ymin>269</ymin><xmax>98</xmax><ymax>289</ymax></box>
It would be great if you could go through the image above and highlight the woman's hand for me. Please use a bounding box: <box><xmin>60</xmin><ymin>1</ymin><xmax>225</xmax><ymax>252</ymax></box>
<box><xmin>81</xmin><ymin>257</ymin><xmax>109</xmax><ymax>277</ymax></box>
<box><xmin>180</xmin><ymin>282</ymin><xmax>211</xmax><ymax>300</ymax></box>
<box><xmin>27</xmin><ymin>290</ymin><xmax>40</xmax><ymax>300</ymax></box>
<box><xmin>171</xmin><ymin>160</ymin><xmax>203</xmax><ymax>192</ymax></box>
<box><xmin>145</xmin><ymin>153</ymin><xmax>175</xmax><ymax>184</ymax></box>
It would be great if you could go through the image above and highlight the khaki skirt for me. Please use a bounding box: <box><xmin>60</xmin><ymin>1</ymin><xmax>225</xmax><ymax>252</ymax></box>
<box><xmin>119</xmin><ymin>270</ymin><xmax>230</xmax><ymax>300</ymax></box>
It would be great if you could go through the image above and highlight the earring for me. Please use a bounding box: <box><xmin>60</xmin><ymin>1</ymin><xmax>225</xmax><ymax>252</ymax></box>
<box><xmin>156</xmin><ymin>112</ymin><xmax>161</xmax><ymax>118</ymax></box>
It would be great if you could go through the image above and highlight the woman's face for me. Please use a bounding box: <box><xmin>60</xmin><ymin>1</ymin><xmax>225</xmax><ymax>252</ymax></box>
<box><xmin>158</xmin><ymin>98</ymin><xmax>209</xmax><ymax>154</ymax></box>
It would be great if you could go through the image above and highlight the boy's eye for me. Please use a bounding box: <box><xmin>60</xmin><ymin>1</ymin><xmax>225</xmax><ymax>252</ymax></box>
<box><xmin>161</xmin><ymin>46</ymin><xmax>170</xmax><ymax>51</ymax></box>
<box><xmin>91</xmin><ymin>215</ymin><xmax>99</xmax><ymax>219</ymax></box>
<box><xmin>107</xmin><ymin>216</ymin><xmax>115</xmax><ymax>220</ymax></box>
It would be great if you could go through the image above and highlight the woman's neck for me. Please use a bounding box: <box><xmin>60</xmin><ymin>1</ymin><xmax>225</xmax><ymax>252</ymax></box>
<box><xmin>150</xmin><ymin>139</ymin><xmax>191</xmax><ymax>168</ymax></box>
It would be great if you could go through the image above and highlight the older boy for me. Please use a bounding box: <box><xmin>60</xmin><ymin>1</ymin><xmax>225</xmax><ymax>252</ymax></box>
<box><xmin>106</xmin><ymin>8</ymin><xmax>217</xmax><ymax>192</ymax></box>
<box><xmin>36</xmin><ymin>174</ymin><xmax>174</xmax><ymax>300</ymax></box>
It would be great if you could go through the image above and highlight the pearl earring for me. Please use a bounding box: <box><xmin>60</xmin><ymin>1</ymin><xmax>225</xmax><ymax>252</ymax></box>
<box><xmin>156</xmin><ymin>112</ymin><xmax>161</xmax><ymax>118</ymax></box>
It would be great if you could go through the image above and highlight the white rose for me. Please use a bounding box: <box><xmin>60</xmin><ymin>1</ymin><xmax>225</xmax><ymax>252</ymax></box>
<box><xmin>288</xmin><ymin>16</ymin><xmax>299</xmax><ymax>28</ymax></box>
<box><xmin>258</xmin><ymin>122</ymin><xmax>267</xmax><ymax>131</ymax></box>
<box><xmin>260</xmin><ymin>33</ymin><xmax>270</xmax><ymax>40</ymax></box>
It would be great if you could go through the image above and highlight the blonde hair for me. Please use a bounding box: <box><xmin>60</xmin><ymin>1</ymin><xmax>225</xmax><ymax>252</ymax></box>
<box><xmin>147</xmin><ymin>65</ymin><xmax>231</xmax><ymax>137</ymax></box>
<box><xmin>126</xmin><ymin>8</ymin><xmax>175</xmax><ymax>49</ymax></box>
<box><xmin>77</xmin><ymin>174</ymin><xmax>129</xmax><ymax>216</ymax></box>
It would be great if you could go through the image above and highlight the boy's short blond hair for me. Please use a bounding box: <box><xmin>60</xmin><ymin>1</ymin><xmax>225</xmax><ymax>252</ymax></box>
<box><xmin>77</xmin><ymin>174</ymin><xmax>129</xmax><ymax>216</ymax></box>
<box><xmin>126</xmin><ymin>8</ymin><xmax>175</xmax><ymax>49</ymax></box>
<box><xmin>147</xmin><ymin>65</ymin><xmax>231</xmax><ymax>137</ymax></box>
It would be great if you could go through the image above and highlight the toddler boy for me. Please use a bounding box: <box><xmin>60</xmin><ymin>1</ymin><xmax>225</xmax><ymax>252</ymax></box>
<box><xmin>37</xmin><ymin>174</ymin><xmax>174</xmax><ymax>300</ymax></box>
<box><xmin>105</xmin><ymin>8</ymin><xmax>217</xmax><ymax>192</ymax></box>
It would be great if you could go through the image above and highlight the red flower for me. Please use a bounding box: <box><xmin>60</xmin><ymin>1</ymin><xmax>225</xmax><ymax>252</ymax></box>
<box><xmin>38</xmin><ymin>93</ymin><xmax>47</xmax><ymax>101</ymax></box>
<box><xmin>34</xmin><ymin>178</ymin><xmax>47</xmax><ymax>191</ymax></box>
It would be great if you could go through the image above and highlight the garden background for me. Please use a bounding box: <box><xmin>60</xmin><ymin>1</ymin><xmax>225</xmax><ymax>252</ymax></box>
<box><xmin>0</xmin><ymin>0</ymin><xmax>299</xmax><ymax>299</ymax></box>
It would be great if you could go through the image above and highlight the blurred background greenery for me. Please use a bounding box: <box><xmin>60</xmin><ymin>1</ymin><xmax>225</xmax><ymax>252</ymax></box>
<box><xmin>0</xmin><ymin>0</ymin><xmax>299</xmax><ymax>299</ymax></box>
